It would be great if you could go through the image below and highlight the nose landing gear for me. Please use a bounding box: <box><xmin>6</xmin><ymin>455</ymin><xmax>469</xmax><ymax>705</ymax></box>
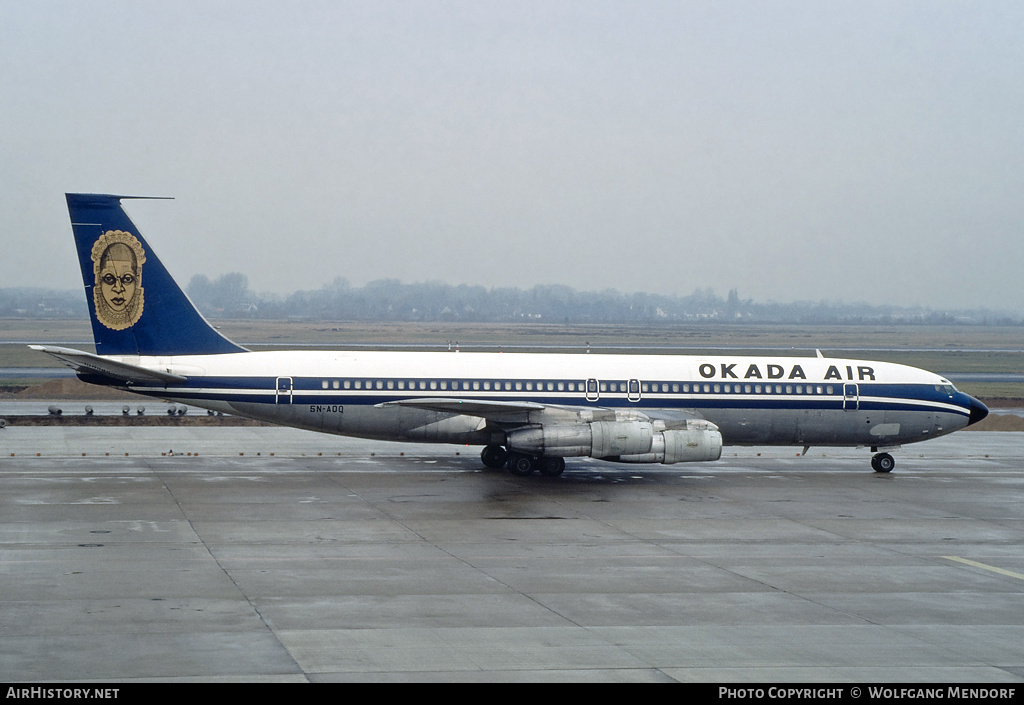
<box><xmin>871</xmin><ymin>452</ymin><xmax>895</xmax><ymax>473</ymax></box>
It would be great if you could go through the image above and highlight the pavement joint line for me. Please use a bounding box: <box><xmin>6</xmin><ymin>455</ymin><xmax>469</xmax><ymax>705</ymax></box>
<box><xmin>942</xmin><ymin>555</ymin><xmax>1024</xmax><ymax>582</ymax></box>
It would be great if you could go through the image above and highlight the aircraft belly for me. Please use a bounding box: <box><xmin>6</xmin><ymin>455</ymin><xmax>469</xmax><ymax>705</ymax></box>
<box><xmin>226</xmin><ymin>401</ymin><xmax>493</xmax><ymax>445</ymax></box>
<box><xmin>699</xmin><ymin>409</ymin><xmax>774</xmax><ymax>445</ymax></box>
<box><xmin>706</xmin><ymin>407</ymin><xmax>966</xmax><ymax>448</ymax></box>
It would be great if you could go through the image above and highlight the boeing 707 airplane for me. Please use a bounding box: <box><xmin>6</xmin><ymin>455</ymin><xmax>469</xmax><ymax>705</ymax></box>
<box><xmin>33</xmin><ymin>194</ymin><xmax>989</xmax><ymax>475</ymax></box>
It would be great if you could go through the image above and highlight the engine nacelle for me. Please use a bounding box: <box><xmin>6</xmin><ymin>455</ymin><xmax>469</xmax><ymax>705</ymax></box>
<box><xmin>618</xmin><ymin>425</ymin><xmax>722</xmax><ymax>464</ymax></box>
<box><xmin>506</xmin><ymin>420</ymin><xmax>722</xmax><ymax>464</ymax></box>
<box><xmin>505</xmin><ymin>424</ymin><xmax>592</xmax><ymax>457</ymax></box>
<box><xmin>507</xmin><ymin>420</ymin><xmax>655</xmax><ymax>458</ymax></box>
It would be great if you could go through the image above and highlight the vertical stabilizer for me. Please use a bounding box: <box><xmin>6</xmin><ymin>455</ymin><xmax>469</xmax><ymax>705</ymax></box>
<box><xmin>66</xmin><ymin>193</ymin><xmax>246</xmax><ymax>356</ymax></box>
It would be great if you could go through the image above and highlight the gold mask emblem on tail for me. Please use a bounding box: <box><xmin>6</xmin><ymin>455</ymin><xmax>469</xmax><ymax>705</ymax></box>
<box><xmin>91</xmin><ymin>230</ymin><xmax>146</xmax><ymax>331</ymax></box>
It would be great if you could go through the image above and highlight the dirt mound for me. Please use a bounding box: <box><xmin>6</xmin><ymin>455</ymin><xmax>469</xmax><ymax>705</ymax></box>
<box><xmin>984</xmin><ymin>398</ymin><xmax>1024</xmax><ymax>408</ymax></box>
<box><xmin>3</xmin><ymin>414</ymin><xmax>266</xmax><ymax>427</ymax></box>
<box><xmin>13</xmin><ymin>378</ymin><xmax>144</xmax><ymax>400</ymax></box>
<box><xmin>966</xmin><ymin>413</ymin><xmax>1024</xmax><ymax>432</ymax></box>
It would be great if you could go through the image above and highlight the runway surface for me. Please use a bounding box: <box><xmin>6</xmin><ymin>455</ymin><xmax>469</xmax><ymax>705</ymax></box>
<box><xmin>1</xmin><ymin>426</ymin><xmax>1023</xmax><ymax>682</ymax></box>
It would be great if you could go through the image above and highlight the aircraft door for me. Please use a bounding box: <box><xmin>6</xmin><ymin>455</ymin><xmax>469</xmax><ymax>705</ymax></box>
<box><xmin>628</xmin><ymin>378</ymin><xmax>642</xmax><ymax>402</ymax></box>
<box><xmin>586</xmin><ymin>378</ymin><xmax>600</xmax><ymax>402</ymax></box>
<box><xmin>276</xmin><ymin>377</ymin><xmax>293</xmax><ymax>404</ymax></box>
<box><xmin>843</xmin><ymin>383</ymin><xmax>858</xmax><ymax>411</ymax></box>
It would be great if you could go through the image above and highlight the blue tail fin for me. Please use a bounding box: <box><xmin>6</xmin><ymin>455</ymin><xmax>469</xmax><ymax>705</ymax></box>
<box><xmin>66</xmin><ymin>193</ymin><xmax>246</xmax><ymax>356</ymax></box>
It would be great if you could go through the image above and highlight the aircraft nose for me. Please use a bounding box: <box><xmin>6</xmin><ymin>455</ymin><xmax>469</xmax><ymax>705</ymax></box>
<box><xmin>967</xmin><ymin>396</ymin><xmax>989</xmax><ymax>426</ymax></box>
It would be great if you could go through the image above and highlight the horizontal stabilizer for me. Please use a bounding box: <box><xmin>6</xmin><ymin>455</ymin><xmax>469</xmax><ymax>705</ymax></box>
<box><xmin>28</xmin><ymin>345</ymin><xmax>186</xmax><ymax>385</ymax></box>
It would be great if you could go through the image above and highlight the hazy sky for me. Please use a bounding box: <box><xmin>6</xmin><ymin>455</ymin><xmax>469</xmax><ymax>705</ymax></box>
<box><xmin>3</xmin><ymin>1</ymin><xmax>1022</xmax><ymax>312</ymax></box>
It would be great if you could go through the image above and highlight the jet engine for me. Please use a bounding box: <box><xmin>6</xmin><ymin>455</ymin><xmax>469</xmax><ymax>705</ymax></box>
<box><xmin>506</xmin><ymin>419</ymin><xmax>722</xmax><ymax>464</ymax></box>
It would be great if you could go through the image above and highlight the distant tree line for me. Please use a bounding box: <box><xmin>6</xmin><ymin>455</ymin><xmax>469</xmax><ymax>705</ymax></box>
<box><xmin>181</xmin><ymin>273</ymin><xmax>1023</xmax><ymax>326</ymax></box>
<box><xmin>0</xmin><ymin>288</ymin><xmax>86</xmax><ymax>318</ymax></box>
<box><xmin>2</xmin><ymin>277</ymin><xmax>1021</xmax><ymax>326</ymax></box>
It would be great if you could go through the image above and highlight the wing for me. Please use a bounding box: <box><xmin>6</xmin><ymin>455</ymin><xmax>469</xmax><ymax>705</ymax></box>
<box><xmin>387</xmin><ymin>398</ymin><xmax>724</xmax><ymax>465</ymax></box>
<box><xmin>637</xmin><ymin>407</ymin><xmax>710</xmax><ymax>423</ymax></box>
<box><xmin>378</xmin><ymin>397</ymin><xmax>546</xmax><ymax>424</ymax></box>
<box><xmin>380</xmin><ymin>396</ymin><xmax>711</xmax><ymax>428</ymax></box>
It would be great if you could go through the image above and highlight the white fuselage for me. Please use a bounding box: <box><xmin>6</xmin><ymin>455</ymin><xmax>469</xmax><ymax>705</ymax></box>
<box><xmin>108</xmin><ymin>349</ymin><xmax>978</xmax><ymax>452</ymax></box>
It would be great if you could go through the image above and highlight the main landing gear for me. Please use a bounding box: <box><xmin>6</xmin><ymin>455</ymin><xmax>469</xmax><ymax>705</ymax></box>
<box><xmin>480</xmin><ymin>444</ymin><xmax>565</xmax><ymax>477</ymax></box>
<box><xmin>871</xmin><ymin>452</ymin><xmax>895</xmax><ymax>473</ymax></box>
<box><xmin>480</xmin><ymin>444</ymin><xmax>508</xmax><ymax>469</ymax></box>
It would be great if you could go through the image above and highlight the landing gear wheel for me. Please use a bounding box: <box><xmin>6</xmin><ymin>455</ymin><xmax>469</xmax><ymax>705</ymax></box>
<box><xmin>481</xmin><ymin>444</ymin><xmax>508</xmax><ymax>469</ymax></box>
<box><xmin>538</xmin><ymin>456</ymin><xmax>566</xmax><ymax>477</ymax></box>
<box><xmin>508</xmin><ymin>453</ymin><xmax>536</xmax><ymax>476</ymax></box>
<box><xmin>872</xmin><ymin>453</ymin><xmax>895</xmax><ymax>473</ymax></box>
